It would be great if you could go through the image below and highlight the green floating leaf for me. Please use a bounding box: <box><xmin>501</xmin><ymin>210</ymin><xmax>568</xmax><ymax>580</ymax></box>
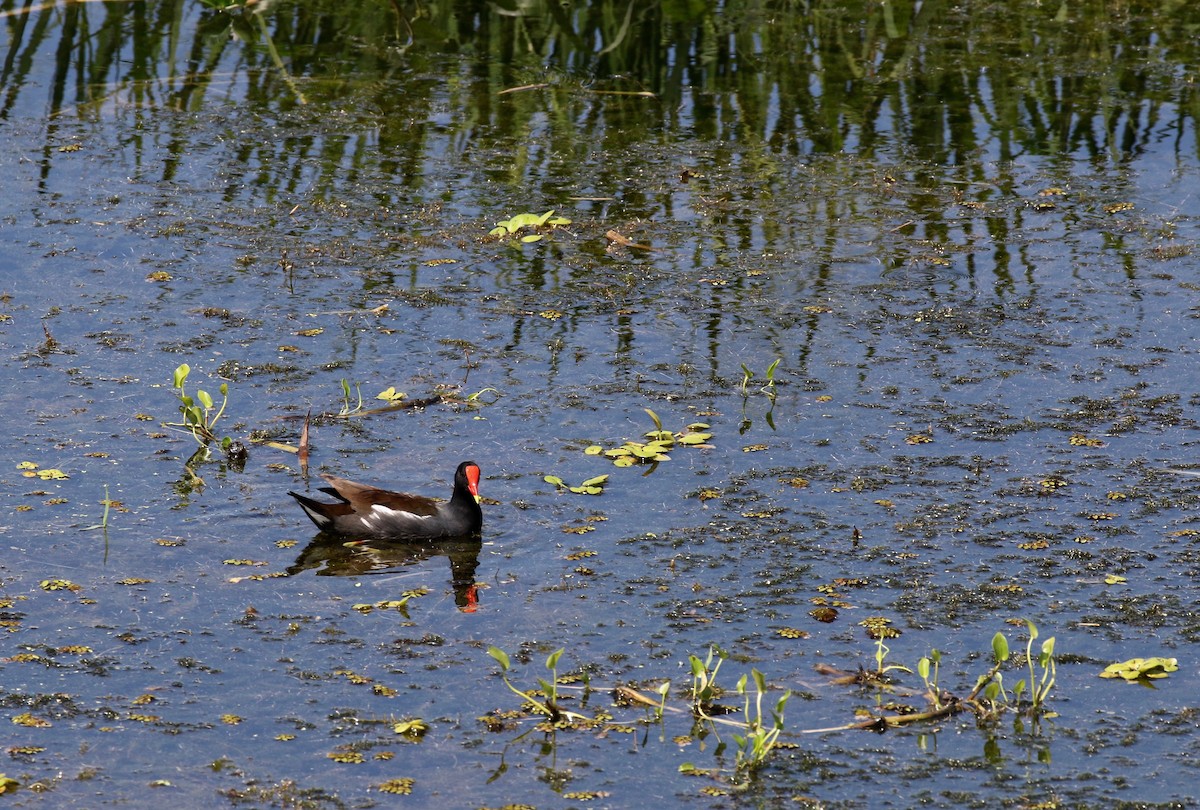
<box><xmin>580</xmin><ymin>475</ymin><xmax>609</xmax><ymax>488</ymax></box>
<box><xmin>544</xmin><ymin>475</ymin><xmax>565</xmax><ymax>487</ymax></box>
<box><xmin>1099</xmin><ymin>657</ymin><xmax>1178</xmax><ymax>681</ymax></box>
<box><xmin>376</xmin><ymin>386</ymin><xmax>406</xmax><ymax>402</ymax></box>
<box><xmin>583</xmin><ymin>445</ymin><xmax>604</xmax><ymax>455</ymax></box>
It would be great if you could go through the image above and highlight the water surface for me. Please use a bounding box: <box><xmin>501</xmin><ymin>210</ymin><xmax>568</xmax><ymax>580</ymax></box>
<box><xmin>2</xmin><ymin>1</ymin><xmax>1200</xmax><ymax>807</ymax></box>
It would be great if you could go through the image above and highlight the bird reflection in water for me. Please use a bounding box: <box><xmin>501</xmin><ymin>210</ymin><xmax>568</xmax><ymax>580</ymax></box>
<box><xmin>286</xmin><ymin>536</ymin><xmax>482</xmax><ymax>612</ymax></box>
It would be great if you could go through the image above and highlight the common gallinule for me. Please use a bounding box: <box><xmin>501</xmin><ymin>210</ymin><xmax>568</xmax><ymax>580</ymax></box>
<box><xmin>289</xmin><ymin>460</ymin><xmax>483</xmax><ymax>540</ymax></box>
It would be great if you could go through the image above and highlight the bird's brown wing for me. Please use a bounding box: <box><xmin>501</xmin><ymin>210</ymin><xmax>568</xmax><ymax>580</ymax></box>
<box><xmin>320</xmin><ymin>474</ymin><xmax>441</xmax><ymax>517</ymax></box>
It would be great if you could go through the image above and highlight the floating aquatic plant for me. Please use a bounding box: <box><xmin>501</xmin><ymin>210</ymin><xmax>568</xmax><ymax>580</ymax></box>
<box><xmin>486</xmin><ymin>646</ymin><xmax>588</xmax><ymax>723</ymax></box>
<box><xmin>489</xmin><ymin>209</ymin><xmax>572</xmax><ymax>242</ymax></box>
<box><xmin>819</xmin><ymin>620</ymin><xmax>1059</xmax><ymax>728</ymax></box>
<box><xmin>544</xmin><ymin>473</ymin><xmax>609</xmax><ymax>495</ymax></box>
<box><xmin>731</xmin><ymin>669</ymin><xmax>791</xmax><ymax>776</ymax></box>
<box><xmin>586</xmin><ymin>409</ymin><xmax>713</xmax><ymax>468</ymax></box>
<box><xmin>16</xmin><ymin>461</ymin><xmax>68</xmax><ymax>480</ymax></box>
<box><xmin>164</xmin><ymin>363</ymin><xmax>231</xmax><ymax>450</ymax></box>
<box><xmin>1099</xmin><ymin>656</ymin><xmax>1177</xmax><ymax>682</ymax></box>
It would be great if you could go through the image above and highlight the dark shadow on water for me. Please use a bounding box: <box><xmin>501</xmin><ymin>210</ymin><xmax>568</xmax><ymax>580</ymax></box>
<box><xmin>287</xmin><ymin>535</ymin><xmax>482</xmax><ymax>612</ymax></box>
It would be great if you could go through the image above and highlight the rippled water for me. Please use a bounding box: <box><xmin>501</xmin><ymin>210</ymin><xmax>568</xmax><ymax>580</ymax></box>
<box><xmin>3</xmin><ymin>1</ymin><xmax>1200</xmax><ymax>807</ymax></box>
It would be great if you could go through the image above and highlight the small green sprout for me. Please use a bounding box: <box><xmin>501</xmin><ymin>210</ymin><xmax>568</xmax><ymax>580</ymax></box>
<box><xmin>339</xmin><ymin>379</ymin><xmax>363</xmax><ymax>416</ymax></box>
<box><xmin>688</xmin><ymin>646</ymin><xmax>727</xmax><ymax>718</ymax></box>
<box><xmin>487</xmin><ymin>646</ymin><xmax>587</xmax><ymax>723</ymax></box>
<box><xmin>164</xmin><ymin>363</ymin><xmax>231</xmax><ymax>449</ymax></box>
<box><xmin>740</xmin><ymin>358</ymin><xmax>781</xmax><ymax>400</ymax></box>
<box><xmin>731</xmin><ymin>669</ymin><xmax>791</xmax><ymax>775</ymax></box>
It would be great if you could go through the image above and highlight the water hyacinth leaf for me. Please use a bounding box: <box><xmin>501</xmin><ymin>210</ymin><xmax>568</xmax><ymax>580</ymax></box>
<box><xmin>520</xmin><ymin>234</ymin><xmax>544</xmax><ymax>243</ymax></box>
<box><xmin>580</xmin><ymin>475</ymin><xmax>609</xmax><ymax>488</ymax></box>
<box><xmin>677</xmin><ymin>432</ymin><xmax>711</xmax><ymax>445</ymax></box>
<box><xmin>197</xmin><ymin>389</ymin><xmax>214</xmax><ymax>410</ymax></box>
<box><xmin>173</xmin><ymin>363</ymin><xmax>190</xmax><ymax>388</ymax></box>
<box><xmin>546</xmin><ymin>648</ymin><xmax>564</xmax><ymax>671</ymax></box>
<box><xmin>613</xmin><ymin>457</ymin><xmax>635</xmax><ymax>467</ymax></box>
<box><xmin>544</xmin><ymin>475</ymin><xmax>565</xmax><ymax>487</ymax></box>
<box><xmin>584</xmin><ymin>445</ymin><xmax>604</xmax><ymax>455</ymax></box>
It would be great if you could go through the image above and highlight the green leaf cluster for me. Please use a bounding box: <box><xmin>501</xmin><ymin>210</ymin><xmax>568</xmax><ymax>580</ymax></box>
<box><xmin>489</xmin><ymin>210</ymin><xmax>572</xmax><ymax>242</ymax></box>
<box><xmin>732</xmin><ymin>669</ymin><xmax>791</xmax><ymax>775</ymax></box>
<box><xmin>544</xmin><ymin>474</ymin><xmax>609</xmax><ymax>495</ymax></box>
<box><xmin>585</xmin><ymin>409</ymin><xmax>712</xmax><ymax>467</ymax></box>
<box><xmin>165</xmin><ymin>364</ymin><xmax>230</xmax><ymax>449</ymax></box>
<box><xmin>1099</xmin><ymin>656</ymin><xmax>1177</xmax><ymax>681</ymax></box>
<box><xmin>486</xmin><ymin>646</ymin><xmax>587</xmax><ymax>723</ymax></box>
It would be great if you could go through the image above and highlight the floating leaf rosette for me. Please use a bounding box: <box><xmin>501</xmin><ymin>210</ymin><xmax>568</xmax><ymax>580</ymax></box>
<box><xmin>489</xmin><ymin>209</ymin><xmax>572</xmax><ymax>242</ymax></box>
<box><xmin>586</xmin><ymin>409</ymin><xmax>713</xmax><ymax>468</ymax></box>
<box><xmin>1099</xmin><ymin>657</ymin><xmax>1178</xmax><ymax>681</ymax></box>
